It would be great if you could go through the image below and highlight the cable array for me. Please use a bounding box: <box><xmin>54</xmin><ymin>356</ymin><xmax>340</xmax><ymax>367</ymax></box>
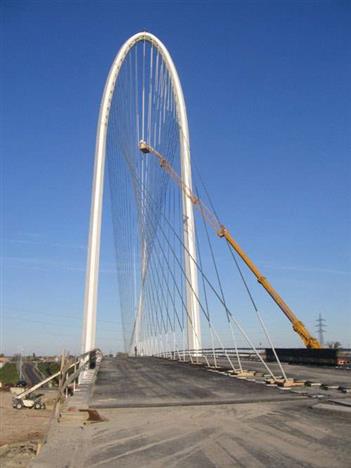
<box><xmin>105</xmin><ymin>39</ymin><xmax>287</xmax><ymax>380</ymax></box>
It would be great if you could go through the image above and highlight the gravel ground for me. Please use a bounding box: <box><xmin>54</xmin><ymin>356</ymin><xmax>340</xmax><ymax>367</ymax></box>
<box><xmin>0</xmin><ymin>391</ymin><xmax>52</xmax><ymax>467</ymax></box>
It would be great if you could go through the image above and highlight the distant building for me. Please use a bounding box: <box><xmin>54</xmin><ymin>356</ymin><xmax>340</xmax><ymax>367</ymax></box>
<box><xmin>0</xmin><ymin>357</ymin><xmax>9</xmax><ymax>368</ymax></box>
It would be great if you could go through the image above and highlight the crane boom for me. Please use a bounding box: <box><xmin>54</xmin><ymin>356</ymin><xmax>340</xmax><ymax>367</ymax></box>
<box><xmin>139</xmin><ymin>140</ymin><xmax>321</xmax><ymax>349</ymax></box>
<box><xmin>17</xmin><ymin>370</ymin><xmax>61</xmax><ymax>400</ymax></box>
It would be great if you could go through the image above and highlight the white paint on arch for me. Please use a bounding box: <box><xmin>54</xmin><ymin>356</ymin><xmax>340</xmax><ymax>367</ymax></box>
<box><xmin>82</xmin><ymin>32</ymin><xmax>201</xmax><ymax>354</ymax></box>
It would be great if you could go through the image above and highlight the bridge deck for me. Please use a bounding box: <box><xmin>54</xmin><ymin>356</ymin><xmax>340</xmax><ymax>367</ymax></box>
<box><xmin>33</xmin><ymin>357</ymin><xmax>351</xmax><ymax>468</ymax></box>
<box><xmin>91</xmin><ymin>357</ymin><xmax>298</xmax><ymax>408</ymax></box>
<box><xmin>84</xmin><ymin>357</ymin><xmax>350</xmax><ymax>467</ymax></box>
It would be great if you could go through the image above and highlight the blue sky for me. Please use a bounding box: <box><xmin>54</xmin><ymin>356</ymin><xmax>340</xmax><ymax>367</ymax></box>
<box><xmin>1</xmin><ymin>0</ymin><xmax>350</xmax><ymax>355</ymax></box>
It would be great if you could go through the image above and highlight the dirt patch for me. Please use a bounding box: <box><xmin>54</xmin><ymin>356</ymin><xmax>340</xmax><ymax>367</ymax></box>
<box><xmin>83</xmin><ymin>408</ymin><xmax>107</xmax><ymax>422</ymax></box>
<box><xmin>0</xmin><ymin>440</ymin><xmax>38</xmax><ymax>467</ymax></box>
<box><xmin>0</xmin><ymin>391</ymin><xmax>51</xmax><ymax>466</ymax></box>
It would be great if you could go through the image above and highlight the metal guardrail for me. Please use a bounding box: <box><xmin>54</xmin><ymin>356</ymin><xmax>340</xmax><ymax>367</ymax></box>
<box><xmin>53</xmin><ymin>348</ymin><xmax>103</xmax><ymax>418</ymax></box>
<box><xmin>154</xmin><ymin>348</ymin><xmax>266</xmax><ymax>363</ymax></box>
<box><xmin>152</xmin><ymin>347</ymin><xmax>287</xmax><ymax>382</ymax></box>
<box><xmin>154</xmin><ymin>347</ymin><xmax>351</xmax><ymax>369</ymax></box>
<box><xmin>11</xmin><ymin>348</ymin><xmax>102</xmax><ymax>415</ymax></box>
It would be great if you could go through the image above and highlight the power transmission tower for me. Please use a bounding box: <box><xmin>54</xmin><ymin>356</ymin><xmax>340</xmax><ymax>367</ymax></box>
<box><xmin>316</xmin><ymin>313</ymin><xmax>326</xmax><ymax>346</ymax></box>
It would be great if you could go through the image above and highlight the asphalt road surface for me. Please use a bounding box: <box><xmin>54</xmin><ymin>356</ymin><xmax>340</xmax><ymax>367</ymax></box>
<box><xmin>87</xmin><ymin>358</ymin><xmax>351</xmax><ymax>467</ymax></box>
<box><xmin>229</xmin><ymin>358</ymin><xmax>351</xmax><ymax>387</ymax></box>
<box><xmin>32</xmin><ymin>357</ymin><xmax>351</xmax><ymax>468</ymax></box>
<box><xmin>91</xmin><ymin>357</ymin><xmax>301</xmax><ymax>408</ymax></box>
<box><xmin>22</xmin><ymin>362</ymin><xmax>42</xmax><ymax>386</ymax></box>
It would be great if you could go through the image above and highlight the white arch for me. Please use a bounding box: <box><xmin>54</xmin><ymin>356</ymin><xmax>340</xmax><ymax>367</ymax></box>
<box><xmin>82</xmin><ymin>32</ymin><xmax>201</xmax><ymax>354</ymax></box>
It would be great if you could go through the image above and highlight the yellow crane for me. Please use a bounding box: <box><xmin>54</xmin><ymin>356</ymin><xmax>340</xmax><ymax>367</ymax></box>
<box><xmin>139</xmin><ymin>140</ymin><xmax>321</xmax><ymax>349</ymax></box>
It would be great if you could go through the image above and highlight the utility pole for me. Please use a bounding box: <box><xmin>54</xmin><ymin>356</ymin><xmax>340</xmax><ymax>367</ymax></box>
<box><xmin>16</xmin><ymin>351</ymin><xmax>23</xmax><ymax>380</ymax></box>
<box><xmin>316</xmin><ymin>313</ymin><xmax>326</xmax><ymax>347</ymax></box>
